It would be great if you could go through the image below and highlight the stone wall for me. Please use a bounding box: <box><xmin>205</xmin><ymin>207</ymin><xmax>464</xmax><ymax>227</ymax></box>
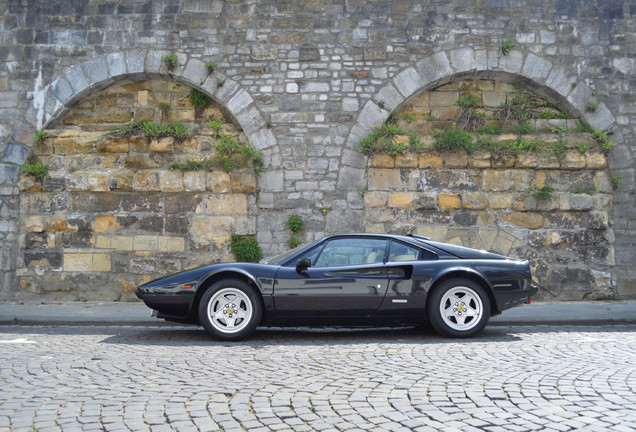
<box><xmin>0</xmin><ymin>1</ymin><xmax>634</xmax><ymax>300</ymax></box>
<box><xmin>17</xmin><ymin>81</ymin><xmax>257</xmax><ymax>300</ymax></box>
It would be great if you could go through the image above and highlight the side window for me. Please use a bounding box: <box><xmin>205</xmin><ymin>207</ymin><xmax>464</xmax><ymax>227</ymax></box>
<box><xmin>313</xmin><ymin>238</ymin><xmax>387</xmax><ymax>267</ymax></box>
<box><xmin>287</xmin><ymin>245</ymin><xmax>323</xmax><ymax>267</ymax></box>
<box><xmin>388</xmin><ymin>241</ymin><xmax>422</xmax><ymax>262</ymax></box>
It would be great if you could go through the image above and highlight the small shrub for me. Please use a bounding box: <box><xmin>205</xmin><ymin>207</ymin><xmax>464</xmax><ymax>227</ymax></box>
<box><xmin>551</xmin><ymin>139</ymin><xmax>567</xmax><ymax>159</ymax></box>
<box><xmin>33</xmin><ymin>129</ymin><xmax>48</xmax><ymax>144</ymax></box>
<box><xmin>375</xmin><ymin>98</ymin><xmax>385</xmax><ymax>109</ymax></box>
<box><xmin>576</xmin><ymin>143</ymin><xmax>589</xmax><ymax>153</ymax></box>
<box><xmin>398</xmin><ymin>112</ymin><xmax>416</xmax><ymax>123</ymax></box>
<box><xmin>229</xmin><ymin>235</ymin><xmax>261</xmax><ymax>262</ymax></box>
<box><xmin>478</xmin><ymin>124</ymin><xmax>504</xmax><ymax>135</ymax></box>
<box><xmin>358</xmin><ymin>123</ymin><xmax>415</xmax><ymax>156</ymax></box>
<box><xmin>211</xmin><ymin>135</ymin><xmax>265</xmax><ymax>176</ymax></box>
<box><xmin>500</xmin><ymin>39</ymin><xmax>516</xmax><ymax>57</ymax></box>
<box><xmin>20</xmin><ymin>162</ymin><xmax>49</xmax><ymax>180</ymax></box>
<box><xmin>573</xmin><ymin>187</ymin><xmax>594</xmax><ymax>195</ymax></box>
<box><xmin>162</xmin><ymin>53</ymin><xmax>179</xmax><ymax>71</ymax></box>
<box><xmin>265</xmin><ymin>121</ymin><xmax>272</xmax><ymax>128</ymax></box>
<box><xmin>209</xmin><ymin>120</ymin><xmax>223</xmax><ymax>137</ymax></box>
<box><xmin>588</xmin><ymin>100</ymin><xmax>599</xmax><ymax>112</ymax></box>
<box><xmin>188</xmin><ymin>89</ymin><xmax>211</xmax><ymax>119</ymax></box>
<box><xmin>457</xmin><ymin>94</ymin><xmax>481</xmax><ymax>107</ymax></box>
<box><xmin>513</xmin><ymin>122</ymin><xmax>534</xmax><ymax>135</ymax></box>
<box><xmin>593</xmin><ymin>129</ymin><xmax>616</xmax><ymax>154</ymax></box>
<box><xmin>534</xmin><ymin>186</ymin><xmax>553</xmax><ymax>201</ymax></box>
<box><xmin>158</xmin><ymin>102</ymin><xmax>170</xmax><ymax>122</ymax></box>
<box><xmin>216</xmin><ymin>77</ymin><xmax>226</xmax><ymax>86</ymax></box>
<box><xmin>432</xmin><ymin>128</ymin><xmax>475</xmax><ymax>154</ymax></box>
<box><xmin>111</xmin><ymin>120</ymin><xmax>190</xmax><ymax>143</ymax></box>
<box><xmin>205</xmin><ymin>61</ymin><xmax>217</xmax><ymax>75</ymax></box>
<box><xmin>611</xmin><ymin>174</ymin><xmax>622</xmax><ymax>189</ymax></box>
<box><xmin>285</xmin><ymin>214</ymin><xmax>305</xmax><ymax>249</ymax></box>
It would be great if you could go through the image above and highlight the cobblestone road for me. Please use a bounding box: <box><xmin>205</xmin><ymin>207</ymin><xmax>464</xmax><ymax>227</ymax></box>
<box><xmin>0</xmin><ymin>325</ymin><xmax>634</xmax><ymax>432</ymax></box>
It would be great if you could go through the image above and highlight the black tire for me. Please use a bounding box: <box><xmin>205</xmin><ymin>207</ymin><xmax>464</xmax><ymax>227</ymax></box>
<box><xmin>198</xmin><ymin>279</ymin><xmax>262</xmax><ymax>341</ymax></box>
<box><xmin>427</xmin><ymin>278</ymin><xmax>491</xmax><ymax>338</ymax></box>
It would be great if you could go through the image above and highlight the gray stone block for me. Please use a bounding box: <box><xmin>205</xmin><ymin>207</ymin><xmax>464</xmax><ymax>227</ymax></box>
<box><xmin>1</xmin><ymin>142</ymin><xmax>29</xmax><ymax>165</ymax></box>
<box><xmin>450</xmin><ymin>48</ymin><xmax>476</xmax><ymax>73</ymax></box>
<box><xmin>49</xmin><ymin>76</ymin><xmax>74</xmax><ymax>104</ymax></box>
<box><xmin>0</xmin><ymin>164</ymin><xmax>19</xmax><ymax>183</ymax></box>
<box><xmin>475</xmin><ymin>50</ymin><xmax>488</xmax><ymax>70</ymax></box>
<box><xmin>341</xmin><ymin>148</ymin><xmax>366</xmax><ymax>169</ymax></box>
<box><xmin>182</xmin><ymin>58</ymin><xmax>207</xmax><ymax>86</ymax></box>
<box><xmin>585</xmin><ymin>103</ymin><xmax>615</xmax><ymax>131</ymax></box>
<box><xmin>259</xmin><ymin>170</ymin><xmax>284</xmax><ymax>193</ymax></box>
<box><xmin>125</xmin><ymin>50</ymin><xmax>146</xmax><ymax>75</ymax></box>
<box><xmin>248</xmin><ymin>128</ymin><xmax>276</xmax><ymax>151</ymax></box>
<box><xmin>212</xmin><ymin>78</ymin><xmax>239</xmax><ymax>103</ymax></box>
<box><xmin>416</xmin><ymin>51</ymin><xmax>452</xmax><ymax>85</ymax></box>
<box><xmin>145</xmin><ymin>50</ymin><xmax>169</xmax><ymax>75</ymax></box>
<box><xmin>357</xmin><ymin>100</ymin><xmax>387</xmax><ymax>130</ymax></box>
<box><xmin>499</xmin><ymin>50</ymin><xmax>524</xmax><ymax>74</ymax></box>
<box><xmin>522</xmin><ymin>53</ymin><xmax>552</xmax><ymax>80</ymax></box>
<box><xmin>82</xmin><ymin>56</ymin><xmax>109</xmax><ymax>85</ymax></box>
<box><xmin>235</xmin><ymin>106</ymin><xmax>263</xmax><ymax>135</ymax></box>
<box><xmin>106</xmin><ymin>52</ymin><xmax>126</xmax><ymax>78</ymax></box>
<box><xmin>567</xmin><ymin>82</ymin><xmax>592</xmax><ymax>113</ymax></box>
<box><xmin>65</xmin><ymin>65</ymin><xmax>90</xmax><ymax>94</ymax></box>
<box><xmin>608</xmin><ymin>144</ymin><xmax>633</xmax><ymax>170</ymax></box>
<box><xmin>227</xmin><ymin>88</ymin><xmax>254</xmax><ymax>115</ymax></box>
<box><xmin>375</xmin><ymin>84</ymin><xmax>403</xmax><ymax>112</ymax></box>
<box><xmin>393</xmin><ymin>67</ymin><xmax>425</xmax><ymax>98</ymax></box>
<box><xmin>545</xmin><ymin>67</ymin><xmax>577</xmax><ymax>98</ymax></box>
<box><xmin>337</xmin><ymin>166</ymin><xmax>365</xmax><ymax>190</ymax></box>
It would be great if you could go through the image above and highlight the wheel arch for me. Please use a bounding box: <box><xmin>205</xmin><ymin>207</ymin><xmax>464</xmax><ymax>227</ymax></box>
<box><xmin>426</xmin><ymin>269</ymin><xmax>499</xmax><ymax>316</ymax></box>
<box><xmin>190</xmin><ymin>269</ymin><xmax>265</xmax><ymax>324</ymax></box>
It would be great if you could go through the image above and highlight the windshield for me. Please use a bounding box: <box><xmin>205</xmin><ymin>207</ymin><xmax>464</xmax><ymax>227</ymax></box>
<box><xmin>260</xmin><ymin>244</ymin><xmax>305</xmax><ymax>265</ymax></box>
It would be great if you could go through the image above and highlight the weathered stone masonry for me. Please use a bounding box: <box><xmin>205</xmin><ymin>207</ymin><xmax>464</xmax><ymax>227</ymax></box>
<box><xmin>0</xmin><ymin>1</ymin><xmax>634</xmax><ymax>300</ymax></box>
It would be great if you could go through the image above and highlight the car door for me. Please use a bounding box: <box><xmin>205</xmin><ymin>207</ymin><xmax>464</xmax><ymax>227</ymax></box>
<box><xmin>273</xmin><ymin>237</ymin><xmax>389</xmax><ymax>317</ymax></box>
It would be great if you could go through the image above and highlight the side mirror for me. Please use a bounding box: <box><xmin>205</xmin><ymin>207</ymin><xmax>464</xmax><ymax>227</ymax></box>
<box><xmin>296</xmin><ymin>258</ymin><xmax>311</xmax><ymax>272</ymax></box>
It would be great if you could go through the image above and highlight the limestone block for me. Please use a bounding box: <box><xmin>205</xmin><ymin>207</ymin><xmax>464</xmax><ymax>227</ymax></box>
<box><xmin>207</xmin><ymin>194</ymin><xmax>248</xmax><ymax>216</ymax></box>
<box><xmin>24</xmin><ymin>216</ymin><xmax>44</xmax><ymax>233</ymax></box>
<box><xmin>97</xmin><ymin>137</ymin><xmax>129</xmax><ymax>153</ymax></box>
<box><xmin>593</xmin><ymin>172</ymin><xmax>613</xmax><ymax>193</ymax></box>
<box><xmin>111</xmin><ymin>236</ymin><xmax>133</xmax><ymax>251</ymax></box>
<box><xmin>388</xmin><ymin>192</ymin><xmax>414</xmax><ymax>209</ymax></box>
<box><xmin>438</xmin><ymin>193</ymin><xmax>461</xmax><ymax>210</ymax></box>
<box><xmin>230</xmin><ymin>169</ymin><xmax>257</xmax><ymax>193</ymax></box>
<box><xmin>413</xmin><ymin>192</ymin><xmax>438</xmax><ymax>210</ymax></box>
<box><xmin>393</xmin><ymin>67</ymin><xmax>424</xmax><ymax>98</ymax></box>
<box><xmin>133</xmin><ymin>236</ymin><xmax>158</xmax><ymax>251</ymax></box>
<box><xmin>371</xmin><ymin>153</ymin><xmax>394</xmax><ymax>168</ymax></box>
<box><xmin>364</xmin><ymin>191</ymin><xmax>388</xmax><ymax>208</ymax></box>
<box><xmin>63</xmin><ymin>253</ymin><xmax>92</xmax><ymax>272</ymax></box>
<box><xmin>134</xmin><ymin>172</ymin><xmax>160</xmax><ymax>191</ymax></box>
<box><xmin>468</xmin><ymin>151</ymin><xmax>491</xmax><ymax>168</ymax></box>
<box><xmin>569</xmin><ymin>194</ymin><xmax>594</xmax><ymax>211</ymax></box>
<box><xmin>395</xmin><ymin>152</ymin><xmax>418</xmax><ymax>168</ymax></box>
<box><xmin>158</xmin><ymin>237</ymin><xmax>186</xmax><ymax>252</ymax></box>
<box><xmin>92</xmin><ymin>253</ymin><xmax>111</xmax><ymax>271</ymax></box>
<box><xmin>159</xmin><ymin>171</ymin><xmax>184</xmax><ymax>192</ymax></box>
<box><xmin>562</xmin><ymin>151</ymin><xmax>586</xmax><ymax>169</ymax></box>
<box><xmin>463</xmin><ymin>192</ymin><xmax>488</xmax><ymax>210</ymax></box>
<box><xmin>206</xmin><ymin>171</ymin><xmax>232</xmax><ymax>193</ymax></box>
<box><xmin>183</xmin><ymin>171</ymin><xmax>206</xmax><ymax>192</ymax></box>
<box><xmin>501</xmin><ymin>212</ymin><xmax>543</xmax><ymax>229</ymax></box>
<box><xmin>109</xmin><ymin>170</ymin><xmax>134</xmax><ymax>191</ymax></box>
<box><xmin>585</xmin><ymin>152</ymin><xmax>607</xmax><ymax>169</ymax></box>
<box><xmin>522</xmin><ymin>53</ymin><xmax>552</xmax><ymax>79</ymax></box>
<box><xmin>444</xmin><ymin>151</ymin><xmax>468</xmax><ymax>168</ymax></box>
<box><xmin>150</xmin><ymin>137</ymin><xmax>174</xmax><ymax>153</ymax></box>
<box><xmin>368</xmin><ymin>168</ymin><xmax>404</xmax><ymax>191</ymax></box>
<box><xmin>88</xmin><ymin>172</ymin><xmax>111</xmax><ymax>191</ymax></box>
<box><xmin>419</xmin><ymin>152</ymin><xmax>443</xmax><ymax>168</ymax></box>
<box><xmin>95</xmin><ymin>215</ymin><xmax>118</xmax><ymax>232</ymax></box>
<box><xmin>95</xmin><ymin>236</ymin><xmax>111</xmax><ymax>249</ymax></box>
<box><xmin>492</xmin><ymin>153</ymin><xmax>516</xmax><ymax>168</ymax></box>
<box><xmin>213</xmin><ymin>217</ymin><xmax>235</xmax><ymax>237</ymax></box>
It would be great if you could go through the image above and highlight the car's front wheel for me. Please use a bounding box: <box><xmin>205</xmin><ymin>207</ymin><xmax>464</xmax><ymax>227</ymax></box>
<box><xmin>198</xmin><ymin>279</ymin><xmax>262</xmax><ymax>341</ymax></box>
<box><xmin>428</xmin><ymin>278</ymin><xmax>491</xmax><ymax>338</ymax></box>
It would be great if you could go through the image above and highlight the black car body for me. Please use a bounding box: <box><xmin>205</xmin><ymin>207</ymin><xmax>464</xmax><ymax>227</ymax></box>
<box><xmin>136</xmin><ymin>233</ymin><xmax>537</xmax><ymax>340</ymax></box>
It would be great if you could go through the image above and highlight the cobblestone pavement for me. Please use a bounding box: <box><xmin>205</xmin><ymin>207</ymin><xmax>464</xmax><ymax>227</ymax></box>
<box><xmin>0</xmin><ymin>325</ymin><xmax>634</xmax><ymax>432</ymax></box>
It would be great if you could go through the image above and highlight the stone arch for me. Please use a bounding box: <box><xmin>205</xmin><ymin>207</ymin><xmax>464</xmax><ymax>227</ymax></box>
<box><xmin>2</xmin><ymin>49</ymin><xmax>282</xmax><ymax>191</ymax></box>
<box><xmin>338</xmin><ymin>48</ymin><xmax>619</xmax><ymax>192</ymax></box>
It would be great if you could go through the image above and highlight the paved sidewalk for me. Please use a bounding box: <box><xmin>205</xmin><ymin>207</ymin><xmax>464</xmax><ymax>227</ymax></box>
<box><xmin>0</xmin><ymin>300</ymin><xmax>634</xmax><ymax>327</ymax></box>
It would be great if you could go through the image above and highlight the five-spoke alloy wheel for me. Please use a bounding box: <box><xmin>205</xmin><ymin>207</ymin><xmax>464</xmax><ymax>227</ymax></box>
<box><xmin>199</xmin><ymin>279</ymin><xmax>262</xmax><ymax>341</ymax></box>
<box><xmin>428</xmin><ymin>278</ymin><xmax>491</xmax><ymax>338</ymax></box>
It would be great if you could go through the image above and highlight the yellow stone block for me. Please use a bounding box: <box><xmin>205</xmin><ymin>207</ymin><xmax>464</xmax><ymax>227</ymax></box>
<box><xmin>562</xmin><ymin>151</ymin><xmax>586</xmax><ymax>169</ymax></box>
<box><xmin>150</xmin><ymin>137</ymin><xmax>174</xmax><ymax>153</ymax></box>
<box><xmin>64</xmin><ymin>253</ymin><xmax>92</xmax><ymax>271</ymax></box>
<box><xmin>183</xmin><ymin>171</ymin><xmax>207</xmax><ymax>192</ymax></box>
<box><xmin>444</xmin><ymin>151</ymin><xmax>468</xmax><ymax>168</ymax></box>
<box><xmin>368</xmin><ymin>168</ymin><xmax>404</xmax><ymax>191</ymax></box>
<box><xmin>95</xmin><ymin>236</ymin><xmax>111</xmax><ymax>249</ymax></box>
<box><xmin>133</xmin><ymin>236</ymin><xmax>158</xmax><ymax>251</ymax></box>
<box><xmin>97</xmin><ymin>137</ymin><xmax>130</xmax><ymax>153</ymax></box>
<box><xmin>53</xmin><ymin>138</ymin><xmax>76</xmax><ymax>154</ymax></box>
<box><xmin>388</xmin><ymin>192</ymin><xmax>414</xmax><ymax>208</ymax></box>
<box><xmin>213</xmin><ymin>217</ymin><xmax>235</xmax><ymax>236</ymax></box>
<box><xmin>462</xmin><ymin>193</ymin><xmax>488</xmax><ymax>210</ymax></box>
<box><xmin>207</xmin><ymin>194</ymin><xmax>248</xmax><ymax>216</ymax></box>
<box><xmin>88</xmin><ymin>172</ymin><xmax>111</xmax><ymax>191</ymax></box>
<box><xmin>371</xmin><ymin>153</ymin><xmax>394</xmax><ymax>168</ymax></box>
<box><xmin>585</xmin><ymin>151</ymin><xmax>607</xmax><ymax>169</ymax></box>
<box><xmin>158</xmin><ymin>237</ymin><xmax>186</xmax><ymax>252</ymax></box>
<box><xmin>134</xmin><ymin>171</ymin><xmax>160</xmax><ymax>191</ymax></box>
<box><xmin>231</xmin><ymin>169</ymin><xmax>257</xmax><ymax>193</ymax></box>
<box><xmin>159</xmin><ymin>171</ymin><xmax>184</xmax><ymax>192</ymax></box>
<box><xmin>468</xmin><ymin>150</ymin><xmax>491</xmax><ymax>168</ymax></box>
<box><xmin>207</xmin><ymin>171</ymin><xmax>232</xmax><ymax>193</ymax></box>
<box><xmin>500</xmin><ymin>212</ymin><xmax>543</xmax><ymax>229</ymax></box>
<box><xmin>395</xmin><ymin>152</ymin><xmax>418</xmax><ymax>168</ymax></box>
<box><xmin>46</xmin><ymin>216</ymin><xmax>76</xmax><ymax>233</ymax></box>
<box><xmin>92</xmin><ymin>253</ymin><xmax>111</xmax><ymax>271</ymax></box>
<box><xmin>364</xmin><ymin>191</ymin><xmax>388</xmax><ymax>208</ymax></box>
<box><xmin>95</xmin><ymin>215</ymin><xmax>118</xmax><ymax>232</ymax></box>
<box><xmin>213</xmin><ymin>236</ymin><xmax>230</xmax><ymax>248</ymax></box>
<box><xmin>111</xmin><ymin>236</ymin><xmax>133</xmax><ymax>251</ymax></box>
<box><xmin>438</xmin><ymin>193</ymin><xmax>461</xmax><ymax>210</ymax></box>
<box><xmin>419</xmin><ymin>152</ymin><xmax>443</xmax><ymax>168</ymax></box>
<box><xmin>488</xmin><ymin>194</ymin><xmax>512</xmax><ymax>209</ymax></box>
<box><xmin>25</xmin><ymin>216</ymin><xmax>44</xmax><ymax>233</ymax></box>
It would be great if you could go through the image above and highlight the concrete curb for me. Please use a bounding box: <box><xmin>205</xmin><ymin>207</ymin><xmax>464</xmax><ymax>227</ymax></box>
<box><xmin>0</xmin><ymin>300</ymin><xmax>634</xmax><ymax>327</ymax></box>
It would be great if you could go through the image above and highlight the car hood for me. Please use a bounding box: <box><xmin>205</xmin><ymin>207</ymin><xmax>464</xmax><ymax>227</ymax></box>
<box><xmin>422</xmin><ymin>240</ymin><xmax>512</xmax><ymax>260</ymax></box>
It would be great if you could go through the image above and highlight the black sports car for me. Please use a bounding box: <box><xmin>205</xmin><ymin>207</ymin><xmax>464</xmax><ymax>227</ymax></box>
<box><xmin>136</xmin><ymin>233</ymin><xmax>537</xmax><ymax>340</ymax></box>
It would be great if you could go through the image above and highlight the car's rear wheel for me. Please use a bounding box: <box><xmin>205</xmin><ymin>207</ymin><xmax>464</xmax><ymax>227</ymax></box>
<box><xmin>428</xmin><ymin>278</ymin><xmax>490</xmax><ymax>338</ymax></box>
<box><xmin>198</xmin><ymin>279</ymin><xmax>262</xmax><ymax>341</ymax></box>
